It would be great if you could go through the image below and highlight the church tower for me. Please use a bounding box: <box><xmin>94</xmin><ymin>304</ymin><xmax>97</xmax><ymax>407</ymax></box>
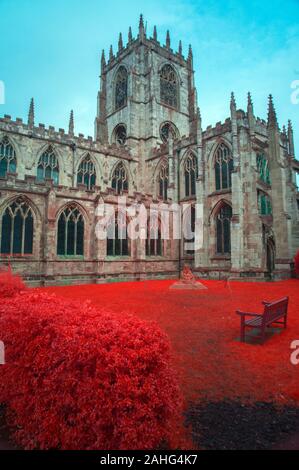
<box><xmin>95</xmin><ymin>15</ymin><xmax>198</xmax><ymax>162</ymax></box>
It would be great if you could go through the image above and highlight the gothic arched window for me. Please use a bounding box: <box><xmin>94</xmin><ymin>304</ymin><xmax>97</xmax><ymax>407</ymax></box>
<box><xmin>57</xmin><ymin>205</ymin><xmax>84</xmax><ymax>256</ymax></box>
<box><xmin>146</xmin><ymin>214</ymin><xmax>162</xmax><ymax>257</ymax></box>
<box><xmin>0</xmin><ymin>136</ymin><xmax>17</xmax><ymax>178</ymax></box>
<box><xmin>215</xmin><ymin>144</ymin><xmax>233</xmax><ymax>191</ymax></box>
<box><xmin>113</xmin><ymin>124</ymin><xmax>127</xmax><ymax>146</ymax></box>
<box><xmin>77</xmin><ymin>155</ymin><xmax>96</xmax><ymax>190</ymax></box>
<box><xmin>1</xmin><ymin>197</ymin><xmax>34</xmax><ymax>256</ymax></box>
<box><xmin>185</xmin><ymin>153</ymin><xmax>197</xmax><ymax>197</ymax></box>
<box><xmin>107</xmin><ymin>211</ymin><xmax>129</xmax><ymax>257</ymax></box>
<box><xmin>160</xmin><ymin>64</ymin><xmax>178</xmax><ymax>108</ymax></box>
<box><xmin>257</xmin><ymin>153</ymin><xmax>271</xmax><ymax>185</ymax></box>
<box><xmin>216</xmin><ymin>203</ymin><xmax>232</xmax><ymax>255</ymax></box>
<box><xmin>37</xmin><ymin>147</ymin><xmax>59</xmax><ymax>184</ymax></box>
<box><xmin>112</xmin><ymin>162</ymin><xmax>128</xmax><ymax>194</ymax></box>
<box><xmin>160</xmin><ymin>122</ymin><xmax>178</xmax><ymax>144</ymax></box>
<box><xmin>115</xmin><ymin>66</ymin><xmax>128</xmax><ymax>111</ymax></box>
<box><xmin>158</xmin><ymin>162</ymin><xmax>169</xmax><ymax>201</ymax></box>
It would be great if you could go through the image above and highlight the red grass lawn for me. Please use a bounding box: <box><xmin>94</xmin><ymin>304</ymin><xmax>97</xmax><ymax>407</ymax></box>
<box><xmin>40</xmin><ymin>279</ymin><xmax>299</xmax><ymax>408</ymax></box>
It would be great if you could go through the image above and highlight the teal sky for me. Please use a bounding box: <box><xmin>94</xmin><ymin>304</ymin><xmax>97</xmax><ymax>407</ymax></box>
<box><xmin>0</xmin><ymin>0</ymin><xmax>298</xmax><ymax>155</ymax></box>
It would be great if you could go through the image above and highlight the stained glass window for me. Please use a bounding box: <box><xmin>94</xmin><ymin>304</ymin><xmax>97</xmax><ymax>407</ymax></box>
<box><xmin>37</xmin><ymin>147</ymin><xmax>59</xmax><ymax>184</ymax></box>
<box><xmin>160</xmin><ymin>64</ymin><xmax>178</xmax><ymax>108</ymax></box>
<box><xmin>107</xmin><ymin>211</ymin><xmax>129</xmax><ymax>257</ymax></box>
<box><xmin>216</xmin><ymin>204</ymin><xmax>232</xmax><ymax>255</ymax></box>
<box><xmin>158</xmin><ymin>162</ymin><xmax>169</xmax><ymax>201</ymax></box>
<box><xmin>112</xmin><ymin>162</ymin><xmax>128</xmax><ymax>194</ymax></box>
<box><xmin>57</xmin><ymin>205</ymin><xmax>84</xmax><ymax>256</ymax></box>
<box><xmin>1</xmin><ymin>197</ymin><xmax>33</xmax><ymax>256</ymax></box>
<box><xmin>215</xmin><ymin>144</ymin><xmax>233</xmax><ymax>191</ymax></box>
<box><xmin>257</xmin><ymin>153</ymin><xmax>271</xmax><ymax>185</ymax></box>
<box><xmin>0</xmin><ymin>136</ymin><xmax>17</xmax><ymax>178</ymax></box>
<box><xmin>185</xmin><ymin>154</ymin><xmax>197</xmax><ymax>197</ymax></box>
<box><xmin>77</xmin><ymin>155</ymin><xmax>96</xmax><ymax>190</ymax></box>
<box><xmin>115</xmin><ymin>66</ymin><xmax>128</xmax><ymax>110</ymax></box>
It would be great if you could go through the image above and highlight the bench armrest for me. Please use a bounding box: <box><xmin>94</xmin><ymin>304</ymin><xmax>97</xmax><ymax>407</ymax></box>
<box><xmin>262</xmin><ymin>301</ymin><xmax>271</xmax><ymax>306</ymax></box>
<box><xmin>236</xmin><ymin>310</ymin><xmax>262</xmax><ymax>318</ymax></box>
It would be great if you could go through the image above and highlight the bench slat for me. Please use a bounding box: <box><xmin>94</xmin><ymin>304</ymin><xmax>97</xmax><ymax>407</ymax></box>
<box><xmin>245</xmin><ymin>317</ymin><xmax>263</xmax><ymax>327</ymax></box>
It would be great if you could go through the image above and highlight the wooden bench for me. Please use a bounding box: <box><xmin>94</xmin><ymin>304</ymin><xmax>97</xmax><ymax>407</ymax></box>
<box><xmin>236</xmin><ymin>297</ymin><xmax>289</xmax><ymax>343</ymax></box>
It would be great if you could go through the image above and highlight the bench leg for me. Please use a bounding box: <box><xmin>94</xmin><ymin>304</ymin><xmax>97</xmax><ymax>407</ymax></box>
<box><xmin>240</xmin><ymin>319</ymin><xmax>245</xmax><ymax>342</ymax></box>
<box><xmin>261</xmin><ymin>327</ymin><xmax>266</xmax><ymax>344</ymax></box>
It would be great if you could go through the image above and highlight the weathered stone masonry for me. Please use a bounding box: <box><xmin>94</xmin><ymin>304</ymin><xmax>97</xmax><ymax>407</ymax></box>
<box><xmin>0</xmin><ymin>16</ymin><xmax>298</xmax><ymax>285</ymax></box>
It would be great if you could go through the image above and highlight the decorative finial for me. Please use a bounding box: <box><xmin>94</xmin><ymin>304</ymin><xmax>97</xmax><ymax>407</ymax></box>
<box><xmin>267</xmin><ymin>94</ymin><xmax>278</xmax><ymax>128</ymax></box>
<box><xmin>188</xmin><ymin>44</ymin><xmax>193</xmax><ymax>64</ymax></box>
<box><xmin>153</xmin><ymin>25</ymin><xmax>157</xmax><ymax>41</ymax></box>
<box><xmin>166</xmin><ymin>30</ymin><xmax>171</xmax><ymax>48</ymax></box>
<box><xmin>288</xmin><ymin>119</ymin><xmax>295</xmax><ymax>156</ymax></box>
<box><xmin>68</xmin><ymin>110</ymin><xmax>74</xmax><ymax>136</ymax></box>
<box><xmin>247</xmin><ymin>92</ymin><xmax>254</xmax><ymax>117</ymax></box>
<box><xmin>109</xmin><ymin>45</ymin><xmax>114</xmax><ymax>61</ymax></box>
<box><xmin>139</xmin><ymin>14</ymin><xmax>144</xmax><ymax>37</ymax></box>
<box><xmin>118</xmin><ymin>33</ymin><xmax>123</xmax><ymax>51</ymax></box>
<box><xmin>28</xmin><ymin>97</ymin><xmax>35</xmax><ymax>127</ymax></box>
<box><xmin>101</xmin><ymin>50</ymin><xmax>106</xmax><ymax>71</ymax></box>
<box><xmin>128</xmin><ymin>26</ymin><xmax>133</xmax><ymax>42</ymax></box>
<box><xmin>247</xmin><ymin>92</ymin><xmax>253</xmax><ymax>108</ymax></box>
<box><xmin>230</xmin><ymin>92</ymin><xmax>236</xmax><ymax>110</ymax></box>
<box><xmin>178</xmin><ymin>40</ymin><xmax>183</xmax><ymax>56</ymax></box>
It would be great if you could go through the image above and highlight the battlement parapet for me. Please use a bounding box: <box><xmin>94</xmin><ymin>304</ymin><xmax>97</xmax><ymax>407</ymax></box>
<box><xmin>203</xmin><ymin>118</ymin><xmax>231</xmax><ymax>139</ymax></box>
<box><xmin>0</xmin><ymin>115</ymin><xmax>134</xmax><ymax>160</ymax></box>
<box><xmin>0</xmin><ymin>174</ymin><xmax>105</xmax><ymax>200</ymax></box>
<box><xmin>104</xmin><ymin>38</ymin><xmax>188</xmax><ymax>75</ymax></box>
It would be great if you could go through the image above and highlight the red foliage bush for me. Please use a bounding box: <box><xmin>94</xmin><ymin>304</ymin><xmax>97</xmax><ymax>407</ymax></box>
<box><xmin>0</xmin><ymin>267</ymin><xmax>26</xmax><ymax>298</ymax></box>
<box><xmin>295</xmin><ymin>251</ymin><xmax>299</xmax><ymax>277</ymax></box>
<box><xmin>0</xmin><ymin>290</ymin><xmax>183</xmax><ymax>450</ymax></box>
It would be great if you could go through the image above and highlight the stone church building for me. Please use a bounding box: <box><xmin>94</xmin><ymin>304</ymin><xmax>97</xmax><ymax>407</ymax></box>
<box><xmin>0</xmin><ymin>16</ymin><xmax>298</xmax><ymax>285</ymax></box>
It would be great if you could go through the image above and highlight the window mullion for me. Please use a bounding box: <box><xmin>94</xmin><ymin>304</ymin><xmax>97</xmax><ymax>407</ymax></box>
<box><xmin>10</xmin><ymin>215</ymin><xmax>15</xmax><ymax>256</ymax></box>
<box><xmin>65</xmin><ymin>218</ymin><xmax>68</xmax><ymax>255</ymax></box>
<box><xmin>220</xmin><ymin>161</ymin><xmax>223</xmax><ymax>190</ymax></box>
<box><xmin>74</xmin><ymin>220</ymin><xmax>78</xmax><ymax>256</ymax></box>
<box><xmin>21</xmin><ymin>215</ymin><xmax>25</xmax><ymax>256</ymax></box>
